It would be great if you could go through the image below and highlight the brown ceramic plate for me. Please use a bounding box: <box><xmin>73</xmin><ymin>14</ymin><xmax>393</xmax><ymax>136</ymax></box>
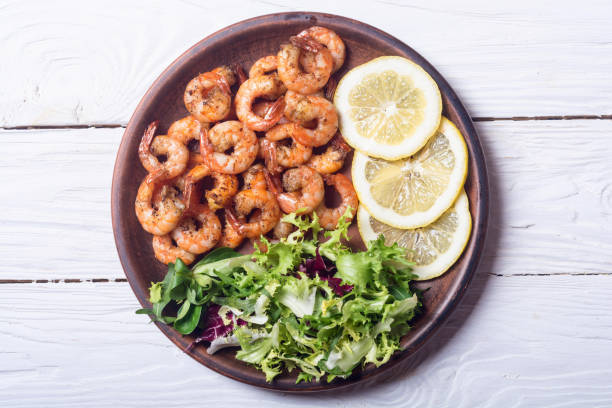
<box><xmin>111</xmin><ymin>12</ymin><xmax>488</xmax><ymax>392</ymax></box>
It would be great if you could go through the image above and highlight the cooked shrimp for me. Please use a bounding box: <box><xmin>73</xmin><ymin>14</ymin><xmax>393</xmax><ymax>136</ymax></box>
<box><xmin>233</xmin><ymin>63</ymin><xmax>248</xmax><ymax>85</ymax></box>
<box><xmin>135</xmin><ymin>170</ymin><xmax>185</xmax><ymax>236</ymax></box>
<box><xmin>228</xmin><ymin>189</ymin><xmax>281</xmax><ymax>238</ymax></box>
<box><xmin>235</xmin><ymin>75</ymin><xmax>286</xmax><ymax>131</ymax></box>
<box><xmin>168</xmin><ymin>115</ymin><xmax>208</xmax><ymax>150</ymax></box>
<box><xmin>252</xmin><ymin>100</ymin><xmax>274</xmax><ymax>117</ymax></box>
<box><xmin>211</xmin><ymin>65</ymin><xmax>237</xmax><ymax>86</ymax></box>
<box><xmin>154</xmin><ymin>172</ymin><xmax>188</xmax><ymax>203</ymax></box>
<box><xmin>248</xmin><ymin>55</ymin><xmax>288</xmax><ymax>95</ymax></box>
<box><xmin>266</xmin><ymin>166</ymin><xmax>324</xmax><ymax>214</ymax></box>
<box><xmin>273</xmin><ymin>221</ymin><xmax>295</xmax><ymax>239</ymax></box>
<box><xmin>264</xmin><ymin>123</ymin><xmax>312</xmax><ymax>169</ymax></box>
<box><xmin>249</xmin><ymin>55</ymin><xmax>280</xmax><ymax>78</ymax></box>
<box><xmin>252</xmin><ymin>100</ymin><xmax>290</xmax><ymax>125</ymax></box>
<box><xmin>277</xmin><ymin>39</ymin><xmax>333</xmax><ymax>95</ymax></box>
<box><xmin>259</xmin><ymin>138</ymin><xmax>283</xmax><ymax>174</ymax></box>
<box><xmin>284</xmin><ymin>91</ymin><xmax>338</xmax><ymax>147</ymax></box>
<box><xmin>305</xmin><ymin>133</ymin><xmax>352</xmax><ymax>174</ymax></box>
<box><xmin>207</xmin><ymin>174</ymin><xmax>238</xmax><ymax>211</ymax></box>
<box><xmin>200</xmin><ymin>121</ymin><xmax>258</xmax><ymax>174</ymax></box>
<box><xmin>152</xmin><ymin>235</ymin><xmax>196</xmax><ymax>265</ymax></box>
<box><xmin>297</xmin><ymin>26</ymin><xmax>345</xmax><ymax>73</ymax></box>
<box><xmin>316</xmin><ymin>174</ymin><xmax>358</xmax><ymax>230</ymax></box>
<box><xmin>242</xmin><ymin>164</ymin><xmax>268</xmax><ymax>191</ymax></box>
<box><xmin>324</xmin><ymin>76</ymin><xmax>338</xmax><ymax>100</ymax></box>
<box><xmin>138</xmin><ymin>121</ymin><xmax>189</xmax><ymax>178</ymax></box>
<box><xmin>171</xmin><ymin>203</ymin><xmax>221</xmax><ymax>254</ymax></box>
<box><xmin>187</xmin><ymin>151</ymin><xmax>206</xmax><ymax>169</ymax></box>
<box><xmin>184</xmin><ymin>70</ymin><xmax>233</xmax><ymax>123</ymax></box>
<box><xmin>184</xmin><ymin>164</ymin><xmax>239</xmax><ymax>211</ymax></box>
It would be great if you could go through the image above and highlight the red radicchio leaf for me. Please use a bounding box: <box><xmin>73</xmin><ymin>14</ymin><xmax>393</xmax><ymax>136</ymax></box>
<box><xmin>187</xmin><ymin>304</ymin><xmax>245</xmax><ymax>351</ymax></box>
<box><xmin>297</xmin><ymin>248</ymin><xmax>353</xmax><ymax>296</ymax></box>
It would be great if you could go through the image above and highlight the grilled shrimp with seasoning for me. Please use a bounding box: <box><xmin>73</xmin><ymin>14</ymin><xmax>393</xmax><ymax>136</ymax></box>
<box><xmin>273</xmin><ymin>221</ymin><xmax>295</xmax><ymax>240</ymax></box>
<box><xmin>249</xmin><ymin>55</ymin><xmax>280</xmax><ymax>78</ymax></box>
<box><xmin>168</xmin><ymin>115</ymin><xmax>208</xmax><ymax>150</ymax></box>
<box><xmin>306</xmin><ymin>133</ymin><xmax>351</xmax><ymax>174</ymax></box>
<box><xmin>315</xmin><ymin>173</ymin><xmax>358</xmax><ymax>230</ymax></box>
<box><xmin>184</xmin><ymin>164</ymin><xmax>239</xmax><ymax>211</ymax></box>
<box><xmin>152</xmin><ymin>235</ymin><xmax>196</xmax><ymax>265</ymax></box>
<box><xmin>266</xmin><ymin>166</ymin><xmax>325</xmax><ymax>214</ymax></box>
<box><xmin>284</xmin><ymin>91</ymin><xmax>338</xmax><ymax>147</ymax></box>
<box><xmin>184</xmin><ymin>66</ymin><xmax>236</xmax><ymax>123</ymax></box>
<box><xmin>200</xmin><ymin>121</ymin><xmax>258</xmax><ymax>174</ymax></box>
<box><xmin>264</xmin><ymin>123</ymin><xmax>313</xmax><ymax>169</ymax></box>
<box><xmin>217</xmin><ymin>163</ymin><xmax>270</xmax><ymax>248</ymax></box>
<box><xmin>228</xmin><ymin>189</ymin><xmax>281</xmax><ymax>238</ymax></box>
<box><xmin>248</xmin><ymin>55</ymin><xmax>288</xmax><ymax>96</ymax></box>
<box><xmin>297</xmin><ymin>26</ymin><xmax>345</xmax><ymax>73</ymax></box>
<box><xmin>242</xmin><ymin>164</ymin><xmax>268</xmax><ymax>191</ymax></box>
<box><xmin>235</xmin><ymin>75</ymin><xmax>286</xmax><ymax>131</ymax></box>
<box><xmin>171</xmin><ymin>203</ymin><xmax>222</xmax><ymax>254</ymax></box>
<box><xmin>138</xmin><ymin>121</ymin><xmax>189</xmax><ymax>179</ymax></box>
<box><xmin>135</xmin><ymin>170</ymin><xmax>185</xmax><ymax>236</ymax></box>
<box><xmin>277</xmin><ymin>36</ymin><xmax>333</xmax><ymax>95</ymax></box>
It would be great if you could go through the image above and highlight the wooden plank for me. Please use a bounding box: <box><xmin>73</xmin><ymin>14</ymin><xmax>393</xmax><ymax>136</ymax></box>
<box><xmin>0</xmin><ymin>128</ymin><xmax>123</xmax><ymax>280</ymax></box>
<box><xmin>481</xmin><ymin>119</ymin><xmax>612</xmax><ymax>276</ymax></box>
<box><xmin>1</xmin><ymin>119</ymin><xmax>611</xmax><ymax>280</ymax></box>
<box><xmin>1</xmin><ymin>274</ymin><xmax>611</xmax><ymax>406</ymax></box>
<box><xmin>1</xmin><ymin>1</ymin><xmax>611</xmax><ymax>127</ymax></box>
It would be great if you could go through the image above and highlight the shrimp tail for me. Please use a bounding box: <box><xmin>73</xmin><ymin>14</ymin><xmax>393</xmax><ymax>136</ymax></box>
<box><xmin>325</xmin><ymin>76</ymin><xmax>337</xmax><ymax>100</ymax></box>
<box><xmin>199</xmin><ymin>126</ymin><xmax>213</xmax><ymax>157</ymax></box>
<box><xmin>184</xmin><ymin>164</ymin><xmax>210</xmax><ymax>214</ymax></box>
<box><xmin>263</xmin><ymin>96</ymin><xmax>285</xmax><ymax>126</ymax></box>
<box><xmin>234</xmin><ymin>63</ymin><xmax>247</xmax><ymax>85</ymax></box>
<box><xmin>216</xmin><ymin>74</ymin><xmax>232</xmax><ymax>96</ymax></box>
<box><xmin>200</xmin><ymin>71</ymin><xmax>231</xmax><ymax>96</ymax></box>
<box><xmin>183</xmin><ymin>177</ymin><xmax>198</xmax><ymax>215</ymax></box>
<box><xmin>332</xmin><ymin>133</ymin><xmax>351</xmax><ymax>152</ymax></box>
<box><xmin>139</xmin><ymin>120</ymin><xmax>159</xmax><ymax>156</ymax></box>
<box><xmin>199</xmin><ymin>126</ymin><xmax>219</xmax><ymax>173</ymax></box>
<box><xmin>260</xmin><ymin>139</ymin><xmax>282</xmax><ymax>174</ymax></box>
<box><xmin>149</xmin><ymin>167</ymin><xmax>170</xmax><ymax>184</ymax></box>
<box><xmin>290</xmin><ymin>35</ymin><xmax>323</xmax><ymax>52</ymax></box>
<box><xmin>225</xmin><ymin>208</ymin><xmax>245</xmax><ymax>235</ymax></box>
<box><xmin>263</xmin><ymin>168</ymin><xmax>282</xmax><ymax>196</ymax></box>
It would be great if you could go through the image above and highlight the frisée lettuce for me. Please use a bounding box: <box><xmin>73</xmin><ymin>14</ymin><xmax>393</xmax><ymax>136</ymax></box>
<box><xmin>137</xmin><ymin>209</ymin><xmax>421</xmax><ymax>383</ymax></box>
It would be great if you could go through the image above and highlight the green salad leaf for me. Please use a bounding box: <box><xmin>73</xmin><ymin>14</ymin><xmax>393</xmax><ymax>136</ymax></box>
<box><xmin>137</xmin><ymin>209</ymin><xmax>421</xmax><ymax>383</ymax></box>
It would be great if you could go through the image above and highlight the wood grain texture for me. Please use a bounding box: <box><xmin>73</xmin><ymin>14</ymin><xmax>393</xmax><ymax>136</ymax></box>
<box><xmin>0</xmin><ymin>128</ymin><xmax>123</xmax><ymax>280</ymax></box>
<box><xmin>1</xmin><ymin>0</ymin><xmax>612</xmax><ymax>127</ymax></box>
<box><xmin>2</xmin><ymin>119</ymin><xmax>611</xmax><ymax>281</ymax></box>
<box><xmin>1</xmin><ymin>274</ymin><xmax>612</xmax><ymax>407</ymax></box>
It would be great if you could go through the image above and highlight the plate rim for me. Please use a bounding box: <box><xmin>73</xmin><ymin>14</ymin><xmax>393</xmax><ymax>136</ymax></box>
<box><xmin>111</xmin><ymin>11</ymin><xmax>489</xmax><ymax>393</ymax></box>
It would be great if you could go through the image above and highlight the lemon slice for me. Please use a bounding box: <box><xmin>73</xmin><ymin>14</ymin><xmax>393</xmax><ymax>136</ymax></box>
<box><xmin>351</xmin><ymin>117</ymin><xmax>468</xmax><ymax>229</ymax></box>
<box><xmin>334</xmin><ymin>56</ymin><xmax>442</xmax><ymax>160</ymax></box>
<box><xmin>358</xmin><ymin>191</ymin><xmax>471</xmax><ymax>280</ymax></box>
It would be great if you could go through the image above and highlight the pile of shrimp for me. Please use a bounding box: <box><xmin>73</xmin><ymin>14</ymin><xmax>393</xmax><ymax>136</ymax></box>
<box><xmin>135</xmin><ymin>26</ymin><xmax>358</xmax><ymax>265</ymax></box>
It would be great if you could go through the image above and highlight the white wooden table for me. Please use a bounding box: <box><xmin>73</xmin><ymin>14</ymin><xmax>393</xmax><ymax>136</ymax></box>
<box><xmin>2</xmin><ymin>1</ymin><xmax>612</xmax><ymax>406</ymax></box>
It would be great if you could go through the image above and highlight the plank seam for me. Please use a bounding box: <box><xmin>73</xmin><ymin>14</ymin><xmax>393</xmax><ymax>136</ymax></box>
<box><xmin>0</xmin><ymin>278</ymin><xmax>128</xmax><ymax>284</ymax></box>
<box><xmin>2</xmin><ymin>114</ymin><xmax>611</xmax><ymax>130</ymax></box>
<box><xmin>473</xmin><ymin>114</ymin><xmax>612</xmax><ymax>122</ymax></box>
<box><xmin>1</xmin><ymin>124</ymin><xmax>125</xmax><ymax>130</ymax></box>
<box><xmin>487</xmin><ymin>272</ymin><xmax>612</xmax><ymax>277</ymax></box>
<box><xmin>1</xmin><ymin>273</ymin><xmax>611</xmax><ymax>285</ymax></box>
